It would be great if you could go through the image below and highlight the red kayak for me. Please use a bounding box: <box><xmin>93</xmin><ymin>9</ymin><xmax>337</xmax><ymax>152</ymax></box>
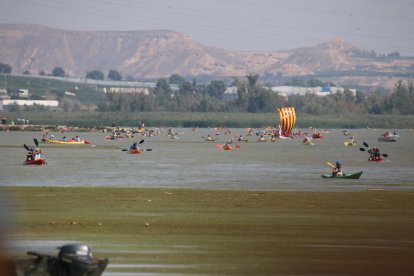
<box><xmin>24</xmin><ymin>158</ymin><xmax>47</xmax><ymax>165</ymax></box>
<box><xmin>128</xmin><ymin>149</ymin><xmax>142</xmax><ymax>154</ymax></box>
<box><xmin>368</xmin><ymin>156</ymin><xmax>384</xmax><ymax>162</ymax></box>
<box><xmin>312</xmin><ymin>133</ymin><xmax>324</xmax><ymax>139</ymax></box>
<box><xmin>105</xmin><ymin>136</ymin><xmax>123</xmax><ymax>140</ymax></box>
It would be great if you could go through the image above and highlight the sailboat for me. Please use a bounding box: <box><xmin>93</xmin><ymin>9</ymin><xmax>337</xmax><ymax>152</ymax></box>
<box><xmin>276</xmin><ymin>107</ymin><xmax>296</xmax><ymax>138</ymax></box>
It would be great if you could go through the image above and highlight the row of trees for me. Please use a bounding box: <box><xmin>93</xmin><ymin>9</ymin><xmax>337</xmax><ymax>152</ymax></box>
<box><xmin>0</xmin><ymin>63</ymin><xmax>124</xmax><ymax>81</ymax></box>
<box><xmin>96</xmin><ymin>74</ymin><xmax>414</xmax><ymax>115</ymax></box>
<box><xmin>2</xmin><ymin>61</ymin><xmax>413</xmax><ymax>115</ymax></box>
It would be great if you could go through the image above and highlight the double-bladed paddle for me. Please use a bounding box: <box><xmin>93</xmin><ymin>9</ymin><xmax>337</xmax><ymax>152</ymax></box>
<box><xmin>359</xmin><ymin>141</ymin><xmax>389</xmax><ymax>157</ymax></box>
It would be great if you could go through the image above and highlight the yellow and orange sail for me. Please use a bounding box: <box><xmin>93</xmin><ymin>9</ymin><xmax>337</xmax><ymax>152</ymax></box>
<box><xmin>278</xmin><ymin>107</ymin><xmax>296</xmax><ymax>134</ymax></box>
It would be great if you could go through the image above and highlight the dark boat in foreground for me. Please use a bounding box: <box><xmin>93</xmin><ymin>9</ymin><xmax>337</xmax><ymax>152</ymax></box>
<box><xmin>13</xmin><ymin>243</ymin><xmax>108</xmax><ymax>275</ymax></box>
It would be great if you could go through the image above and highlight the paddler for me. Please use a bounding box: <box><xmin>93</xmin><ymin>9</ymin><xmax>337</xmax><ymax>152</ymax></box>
<box><xmin>332</xmin><ymin>161</ymin><xmax>344</xmax><ymax>177</ymax></box>
<box><xmin>302</xmin><ymin>137</ymin><xmax>311</xmax><ymax>144</ymax></box>
<box><xmin>130</xmin><ymin>141</ymin><xmax>139</xmax><ymax>151</ymax></box>
<box><xmin>368</xmin><ymin>147</ymin><xmax>381</xmax><ymax>160</ymax></box>
<box><xmin>33</xmin><ymin>148</ymin><xmax>43</xmax><ymax>160</ymax></box>
<box><xmin>26</xmin><ymin>148</ymin><xmax>34</xmax><ymax>161</ymax></box>
<box><xmin>223</xmin><ymin>139</ymin><xmax>232</xmax><ymax>150</ymax></box>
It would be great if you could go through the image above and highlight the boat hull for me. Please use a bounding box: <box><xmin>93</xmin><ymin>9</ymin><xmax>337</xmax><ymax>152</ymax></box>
<box><xmin>129</xmin><ymin>149</ymin><xmax>142</xmax><ymax>154</ymax></box>
<box><xmin>369</xmin><ymin>157</ymin><xmax>385</xmax><ymax>162</ymax></box>
<box><xmin>378</xmin><ymin>136</ymin><xmax>397</xmax><ymax>142</ymax></box>
<box><xmin>321</xmin><ymin>171</ymin><xmax>363</xmax><ymax>179</ymax></box>
<box><xmin>48</xmin><ymin>139</ymin><xmax>90</xmax><ymax>144</ymax></box>
<box><xmin>24</xmin><ymin>158</ymin><xmax>47</xmax><ymax>165</ymax></box>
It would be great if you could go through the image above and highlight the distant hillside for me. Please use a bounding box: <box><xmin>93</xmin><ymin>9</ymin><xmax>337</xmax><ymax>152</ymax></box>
<box><xmin>0</xmin><ymin>24</ymin><xmax>413</xmax><ymax>87</ymax></box>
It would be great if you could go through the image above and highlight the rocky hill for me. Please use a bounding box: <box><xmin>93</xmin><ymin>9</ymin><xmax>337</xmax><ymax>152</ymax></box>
<box><xmin>0</xmin><ymin>24</ymin><xmax>413</xmax><ymax>87</ymax></box>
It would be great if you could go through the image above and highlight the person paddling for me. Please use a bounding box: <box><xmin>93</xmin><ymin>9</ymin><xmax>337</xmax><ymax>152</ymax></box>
<box><xmin>130</xmin><ymin>141</ymin><xmax>140</xmax><ymax>151</ymax></box>
<box><xmin>368</xmin><ymin>147</ymin><xmax>381</xmax><ymax>161</ymax></box>
<box><xmin>332</xmin><ymin>161</ymin><xmax>344</xmax><ymax>177</ymax></box>
<box><xmin>223</xmin><ymin>139</ymin><xmax>232</xmax><ymax>150</ymax></box>
<box><xmin>26</xmin><ymin>147</ymin><xmax>35</xmax><ymax>161</ymax></box>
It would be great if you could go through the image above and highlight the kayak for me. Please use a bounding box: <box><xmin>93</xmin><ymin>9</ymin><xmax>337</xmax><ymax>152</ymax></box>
<box><xmin>344</xmin><ymin>141</ymin><xmax>357</xmax><ymax>146</ymax></box>
<box><xmin>312</xmin><ymin>134</ymin><xmax>324</xmax><ymax>139</ymax></box>
<box><xmin>105</xmin><ymin>136</ymin><xmax>123</xmax><ymax>140</ymax></box>
<box><xmin>378</xmin><ymin>136</ymin><xmax>397</xmax><ymax>142</ymax></box>
<box><xmin>129</xmin><ymin>149</ymin><xmax>142</xmax><ymax>154</ymax></box>
<box><xmin>48</xmin><ymin>139</ymin><xmax>90</xmax><ymax>144</ymax></box>
<box><xmin>321</xmin><ymin>171</ymin><xmax>363</xmax><ymax>179</ymax></box>
<box><xmin>303</xmin><ymin>141</ymin><xmax>314</xmax><ymax>145</ymax></box>
<box><xmin>223</xmin><ymin>146</ymin><xmax>233</xmax><ymax>151</ymax></box>
<box><xmin>24</xmin><ymin>158</ymin><xmax>47</xmax><ymax>165</ymax></box>
<box><xmin>369</xmin><ymin>156</ymin><xmax>385</xmax><ymax>162</ymax></box>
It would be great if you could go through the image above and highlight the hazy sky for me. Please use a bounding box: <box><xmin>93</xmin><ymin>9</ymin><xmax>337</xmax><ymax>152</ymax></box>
<box><xmin>2</xmin><ymin>0</ymin><xmax>414</xmax><ymax>55</ymax></box>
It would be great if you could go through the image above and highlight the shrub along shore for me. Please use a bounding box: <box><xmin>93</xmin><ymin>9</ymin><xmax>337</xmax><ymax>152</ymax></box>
<box><xmin>2</xmin><ymin>111</ymin><xmax>414</xmax><ymax>129</ymax></box>
<box><xmin>3</xmin><ymin>186</ymin><xmax>414</xmax><ymax>275</ymax></box>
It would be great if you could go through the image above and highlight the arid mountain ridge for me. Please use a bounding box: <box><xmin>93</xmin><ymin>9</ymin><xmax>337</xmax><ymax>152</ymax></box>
<box><xmin>0</xmin><ymin>24</ymin><xmax>413</xmax><ymax>87</ymax></box>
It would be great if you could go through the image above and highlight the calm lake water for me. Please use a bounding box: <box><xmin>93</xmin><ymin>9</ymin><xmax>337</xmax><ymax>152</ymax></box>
<box><xmin>1</xmin><ymin>128</ymin><xmax>414</xmax><ymax>192</ymax></box>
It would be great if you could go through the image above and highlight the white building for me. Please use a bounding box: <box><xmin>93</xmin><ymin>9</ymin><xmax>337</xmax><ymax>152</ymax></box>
<box><xmin>106</xmin><ymin>87</ymin><xmax>150</xmax><ymax>95</ymax></box>
<box><xmin>268</xmin><ymin>86</ymin><xmax>356</xmax><ymax>97</ymax></box>
<box><xmin>223</xmin><ymin>86</ymin><xmax>238</xmax><ymax>100</ymax></box>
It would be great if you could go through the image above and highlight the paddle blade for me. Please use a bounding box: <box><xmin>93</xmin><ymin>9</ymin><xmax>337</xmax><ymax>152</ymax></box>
<box><xmin>24</xmin><ymin>144</ymin><xmax>30</xmax><ymax>151</ymax></box>
<box><xmin>363</xmin><ymin>141</ymin><xmax>369</xmax><ymax>147</ymax></box>
<box><xmin>382</xmin><ymin>153</ymin><xmax>389</xmax><ymax>158</ymax></box>
<box><xmin>121</xmin><ymin>149</ymin><xmax>128</xmax><ymax>151</ymax></box>
<box><xmin>146</xmin><ymin>148</ymin><xmax>153</xmax><ymax>151</ymax></box>
<box><xmin>139</xmin><ymin>139</ymin><xmax>145</xmax><ymax>144</ymax></box>
<box><xmin>215</xmin><ymin>144</ymin><xmax>224</xmax><ymax>150</ymax></box>
<box><xmin>33</xmin><ymin>138</ymin><xmax>39</xmax><ymax>147</ymax></box>
<box><xmin>359</xmin><ymin>147</ymin><xmax>366</xmax><ymax>151</ymax></box>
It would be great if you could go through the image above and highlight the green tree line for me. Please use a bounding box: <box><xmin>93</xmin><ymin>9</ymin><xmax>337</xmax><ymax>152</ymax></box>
<box><xmin>97</xmin><ymin>74</ymin><xmax>414</xmax><ymax>116</ymax></box>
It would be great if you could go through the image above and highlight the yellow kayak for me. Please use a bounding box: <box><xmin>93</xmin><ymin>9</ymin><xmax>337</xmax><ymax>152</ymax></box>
<box><xmin>344</xmin><ymin>141</ymin><xmax>357</xmax><ymax>146</ymax></box>
<box><xmin>47</xmin><ymin>139</ymin><xmax>90</xmax><ymax>145</ymax></box>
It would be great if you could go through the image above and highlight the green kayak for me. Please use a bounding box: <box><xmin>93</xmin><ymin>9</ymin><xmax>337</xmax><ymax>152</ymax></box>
<box><xmin>321</xmin><ymin>171</ymin><xmax>363</xmax><ymax>179</ymax></box>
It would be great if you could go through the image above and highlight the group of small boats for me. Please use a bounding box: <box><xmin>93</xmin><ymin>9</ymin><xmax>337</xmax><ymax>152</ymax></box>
<box><xmin>22</xmin><ymin>105</ymin><xmax>397</xmax><ymax>184</ymax></box>
<box><xmin>24</xmin><ymin>136</ymin><xmax>91</xmax><ymax>165</ymax></box>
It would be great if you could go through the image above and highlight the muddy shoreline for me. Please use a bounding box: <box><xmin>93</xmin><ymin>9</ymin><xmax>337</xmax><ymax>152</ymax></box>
<box><xmin>3</xmin><ymin>186</ymin><xmax>414</xmax><ymax>275</ymax></box>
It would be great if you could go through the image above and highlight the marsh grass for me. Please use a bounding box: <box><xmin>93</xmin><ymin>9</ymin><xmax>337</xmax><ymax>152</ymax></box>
<box><xmin>4</xmin><ymin>186</ymin><xmax>414</xmax><ymax>275</ymax></box>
